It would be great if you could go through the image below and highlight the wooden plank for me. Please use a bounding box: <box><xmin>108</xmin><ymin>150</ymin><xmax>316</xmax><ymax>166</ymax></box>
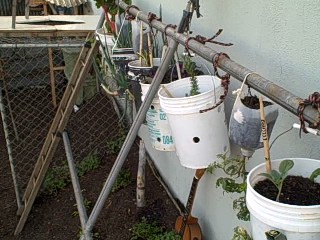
<box><xmin>15</xmin><ymin>39</ymin><xmax>99</xmax><ymax>235</ymax></box>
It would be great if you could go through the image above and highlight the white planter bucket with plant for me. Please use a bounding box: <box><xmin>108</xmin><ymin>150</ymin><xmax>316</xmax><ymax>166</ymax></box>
<box><xmin>158</xmin><ymin>75</ymin><xmax>230</xmax><ymax>169</ymax></box>
<box><xmin>247</xmin><ymin>158</ymin><xmax>320</xmax><ymax>240</ymax></box>
<box><xmin>128</xmin><ymin>58</ymin><xmax>175</xmax><ymax>151</ymax></box>
<box><xmin>141</xmin><ymin>82</ymin><xmax>175</xmax><ymax>152</ymax></box>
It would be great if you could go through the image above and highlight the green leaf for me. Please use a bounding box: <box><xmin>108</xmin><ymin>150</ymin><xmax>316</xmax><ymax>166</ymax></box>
<box><xmin>278</xmin><ymin>159</ymin><xmax>294</xmax><ymax>176</ymax></box>
<box><xmin>270</xmin><ymin>170</ymin><xmax>282</xmax><ymax>182</ymax></box>
<box><xmin>310</xmin><ymin>168</ymin><xmax>320</xmax><ymax>182</ymax></box>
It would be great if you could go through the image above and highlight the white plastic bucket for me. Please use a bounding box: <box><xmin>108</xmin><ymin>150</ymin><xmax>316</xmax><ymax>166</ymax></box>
<box><xmin>141</xmin><ymin>83</ymin><xmax>175</xmax><ymax>151</ymax></box>
<box><xmin>247</xmin><ymin>158</ymin><xmax>320</xmax><ymax>240</ymax></box>
<box><xmin>158</xmin><ymin>75</ymin><xmax>230</xmax><ymax>169</ymax></box>
<box><xmin>95</xmin><ymin>28</ymin><xmax>114</xmax><ymax>47</ymax></box>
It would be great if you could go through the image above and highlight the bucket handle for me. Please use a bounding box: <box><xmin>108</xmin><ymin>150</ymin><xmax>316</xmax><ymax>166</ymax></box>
<box><xmin>232</xmin><ymin>72</ymin><xmax>255</xmax><ymax>103</ymax></box>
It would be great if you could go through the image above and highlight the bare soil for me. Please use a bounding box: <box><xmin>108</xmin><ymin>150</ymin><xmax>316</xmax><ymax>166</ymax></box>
<box><xmin>0</xmin><ymin>92</ymin><xmax>179</xmax><ymax>240</ymax></box>
<box><xmin>254</xmin><ymin>175</ymin><xmax>320</xmax><ymax>205</ymax></box>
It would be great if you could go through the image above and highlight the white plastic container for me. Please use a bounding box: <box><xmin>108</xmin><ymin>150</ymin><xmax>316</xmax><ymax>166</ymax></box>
<box><xmin>141</xmin><ymin>83</ymin><xmax>175</xmax><ymax>151</ymax></box>
<box><xmin>247</xmin><ymin>158</ymin><xmax>320</xmax><ymax>240</ymax></box>
<box><xmin>158</xmin><ymin>75</ymin><xmax>230</xmax><ymax>169</ymax></box>
<box><xmin>95</xmin><ymin>28</ymin><xmax>114</xmax><ymax>47</ymax></box>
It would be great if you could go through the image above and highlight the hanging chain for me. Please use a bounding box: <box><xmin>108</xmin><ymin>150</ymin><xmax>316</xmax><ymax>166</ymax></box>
<box><xmin>297</xmin><ymin>92</ymin><xmax>320</xmax><ymax>136</ymax></box>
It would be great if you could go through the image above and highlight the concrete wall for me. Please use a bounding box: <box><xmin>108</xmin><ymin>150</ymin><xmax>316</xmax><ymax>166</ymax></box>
<box><xmin>135</xmin><ymin>0</ymin><xmax>320</xmax><ymax>239</ymax></box>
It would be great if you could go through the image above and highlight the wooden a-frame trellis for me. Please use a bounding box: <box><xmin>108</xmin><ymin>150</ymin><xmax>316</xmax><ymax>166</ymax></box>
<box><xmin>14</xmin><ymin>33</ymin><xmax>100</xmax><ymax>235</ymax></box>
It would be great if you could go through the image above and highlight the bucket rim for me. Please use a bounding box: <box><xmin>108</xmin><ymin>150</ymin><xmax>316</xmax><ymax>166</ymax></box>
<box><xmin>158</xmin><ymin>75</ymin><xmax>221</xmax><ymax>100</ymax></box>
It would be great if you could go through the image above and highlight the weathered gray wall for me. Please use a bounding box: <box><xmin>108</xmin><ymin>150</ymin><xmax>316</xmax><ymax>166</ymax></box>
<box><xmin>135</xmin><ymin>0</ymin><xmax>320</xmax><ymax>239</ymax></box>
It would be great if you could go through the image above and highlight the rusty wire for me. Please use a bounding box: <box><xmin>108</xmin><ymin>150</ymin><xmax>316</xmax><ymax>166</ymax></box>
<box><xmin>298</xmin><ymin>92</ymin><xmax>320</xmax><ymax>136</ymax></box>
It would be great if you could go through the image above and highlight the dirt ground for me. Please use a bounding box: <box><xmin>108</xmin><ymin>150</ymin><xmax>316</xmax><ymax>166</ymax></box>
<box><xmin>0</xmin><ymin>92</ymin><xmax>179</xmax><ymax>240</ymax></box>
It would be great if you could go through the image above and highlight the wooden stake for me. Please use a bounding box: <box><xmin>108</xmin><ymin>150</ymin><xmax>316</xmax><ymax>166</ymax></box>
<box><xmin>147</xmin><ymin>32</ymin><xmax>153</xmax><ymax>67</ymax></box>
<box><xmin>139</xmin><ymin>21</ymin><xmax>143</xmax><ymax>66</ymax></box>
<box><xmin>259</xmin><ymin>96</ymin><xmax>272</xmax><ymax>173</ymax></box>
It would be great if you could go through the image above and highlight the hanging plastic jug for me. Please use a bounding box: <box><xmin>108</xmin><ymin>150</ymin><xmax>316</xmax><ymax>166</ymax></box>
<box><xmin>228</xmin><ymin>74</ymin><xmax>279</xmax><ymax>156</ymax></box>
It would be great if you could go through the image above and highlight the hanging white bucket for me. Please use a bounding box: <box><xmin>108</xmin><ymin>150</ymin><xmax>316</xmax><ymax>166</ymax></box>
<box><xmin>247</xmin><ymin>158</ymin><xmax>320</xmax><ymax>240</ymax></box>
<box><xmin>158</xmin><ymin>75</ymin><xmax>230</xmax><ymax>169</ymax></box>
<box><xmin>141</xmin><ymin>82</ymin><xmax>175</xmax><ymax>151</ymax></box>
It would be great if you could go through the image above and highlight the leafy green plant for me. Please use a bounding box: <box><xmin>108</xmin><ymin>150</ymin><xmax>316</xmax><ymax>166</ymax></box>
<box><xmin>106</xmin><ymin>126</ymin><xmax>126</xmax><ymax>154</ymax></box>
<box><xmin>183</xmin><ymin>55</ymin><xmax>200</xmax><ymax>96</ymax></box>
<box><xmin>43</xmin><ymin>152</ymin><xmax>101</xmax><ymax>196</ymax></box>
<box><xmin>77</xmin><ymin>151</ymin><xmax>101</xmax><ymax>177</ymax></box>
<box><xmin>232</xmin><ymin>226</ymin><xmax>252</xmax><ymax>240</ymax></box>
<box><xmin>43</xmin><ymin>161</ymin><xmax>69</xmax><ymax>195</ymax></box>
<box><xmin>72</xmin><ymin>196</ymin><xmax>93</xmax><ymax>217</ymax></box>
<box><xmin>260</xmin><ymin>160</ymin><xmax>320</xmax><ymax>202</ymax></box>
<box><xmin>259</xmin><ymin>159</ymin><xmax>294</xmax><ymax>202</ymax></box>
<box><xmin>310</xmin><ymin>168</ymin><xmax>320</xmax><ymax>182</ymax></box>
<box><xmin>207</xmin><ymin>153</ymin><xmax>249</xmax><ymax>221</ymax></box>
<box><xmin>130</xmin><ymin>218</ymin><xmax>181</xmax><ymax>240</ymax></box>
<box><xmin>112</xmin><ymin>169</ymin><xmax>131</xmax><ymax>192</ymax></box>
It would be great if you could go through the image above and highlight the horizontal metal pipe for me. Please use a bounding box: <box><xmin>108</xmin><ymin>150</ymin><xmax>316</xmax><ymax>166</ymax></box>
<box><xmin>0</xmin><ymin>43</ymin><xmax>85</xmax><ymax>48</ymax></box>
<box><xmin>119</xmin><ymin>1</ymin><xmax>319</xmax><ymax>128</ymax></box>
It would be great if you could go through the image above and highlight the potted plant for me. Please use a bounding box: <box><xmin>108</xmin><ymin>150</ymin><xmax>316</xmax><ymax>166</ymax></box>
<box><xmin>95</xmin><ymin>0</ymin><xmax>134</xmax><ymax>57</ymax></box>
<box><xmin>158</xmin><ymin>55</ymin><xmax>230</xmax><ymax>169</ymax></box>
<box><xmin>246</xmin><ymin>158</ymin><xmax>320</xmax><ymax>239</ymax></box>
<box><xmin>96</xmin><ymin>39</ymin><xmax>134</xmax><ymax>126</ymax></box>
<box><xmin>229</xmin><ymin>88</ymin><xmax>279</xmax><ymax>158</ymax></box>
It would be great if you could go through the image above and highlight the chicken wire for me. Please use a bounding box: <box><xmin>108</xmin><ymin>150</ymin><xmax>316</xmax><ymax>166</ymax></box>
<box><xmin>0</xmin><ymin>36</ymin><xmax>127</xmax><ymax>209</ymax></box>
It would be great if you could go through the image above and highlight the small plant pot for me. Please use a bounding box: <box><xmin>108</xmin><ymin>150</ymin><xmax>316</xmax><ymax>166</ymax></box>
<box><xmin>128</xmin><ymin>58</ymin><xmax>161</xmax><ymax>77</ymax></box>
<box><xmin>229</xmin><ymin>95</ymin><xmax>278</xmax><ymax>153</ymax></box>
<box><xmin>158</xmin><ymin>75</ymin><xmax>230</xmax><ymax>169</ymax></box>
<box><xmin>95</xmin><ymin>28</ymin><xmax>115</xmax><ymax>47</ymax></box>
<box><xmin>140</xmin><ymin>82</ymin><xmax>175</xmax><ymax>152</ymax></box>
<box><xmin>247</xmin><ymin>158</ymin><xmax>320</xmax><ymax>240</ymax></box>
<box><xmin>127</xmin><ymin>58</ymin><xmax>161</xmax><ymax>110</ymax></box>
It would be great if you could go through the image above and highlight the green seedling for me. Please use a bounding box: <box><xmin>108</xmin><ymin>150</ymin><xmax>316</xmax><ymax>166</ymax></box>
<box><xmin>183</xmin><ymin>55</ymin><xmax>200</xmax><ymax>96</ymax></box>
<box><xmin>259</xmin><ymin>159</ymin><xmax>294</xmax><ymax>202</ymax></box>
<box><xmin>309</xmin><ymin>168</ymin><xmax>320</xmax><ymax>182</ymax></box>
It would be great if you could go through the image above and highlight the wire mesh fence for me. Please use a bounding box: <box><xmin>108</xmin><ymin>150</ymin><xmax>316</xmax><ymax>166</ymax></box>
<box><xmin>0</xmin><ymin>36</ymin><xmax>127</xmax><ymax>210</ymax></box>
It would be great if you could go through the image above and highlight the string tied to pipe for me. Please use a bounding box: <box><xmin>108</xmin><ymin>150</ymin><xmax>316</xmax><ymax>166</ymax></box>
<box><xmin>297</xmin><ymin>91</ymin><xmax>320</xmax><ymax>136</ymax></box>
<box><xmin>199</xmin><ymin>52</ymin><xmax>231</xmax><ymax>113</ymax></box>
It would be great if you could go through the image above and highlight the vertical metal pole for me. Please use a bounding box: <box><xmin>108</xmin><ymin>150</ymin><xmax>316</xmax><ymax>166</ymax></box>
<box><xmin>25</xmin><ymin>0</ymin><xmax>30</xmax><ymax>19</ymax></box>
<box><xmin>62</xmin><ymin>132</ymin><xmax>92</xmax><ymax>240</ymax></box>
<box><xmin>12</xmin><ymin>0</ymin><xmax>17</xmax><ymax>28</ymax></box>
<box><xmin>85</xmin><ymin>2</ymin><xmax>193</xmax><ymax>232</ymax></box>
<box><xmin>0</xmin><ymin>82</ymin><xmax>23</xmax><ymax>212</ymax></box>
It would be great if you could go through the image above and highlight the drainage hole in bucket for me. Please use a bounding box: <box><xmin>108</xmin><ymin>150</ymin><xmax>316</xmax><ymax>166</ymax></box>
<box><xmin>193</xmin><ymin>137</ymin><xmax>200</xmax><ymax>143</ymax></box>
<box><xmin>157</xmin><ymin>137</ymin><xmax>161</xmax><ymax>142</ymax></box>
<box><xmin>150</xmin><ymin>105</ymin><xmax>155</xmax><ymax>110</ymax></box>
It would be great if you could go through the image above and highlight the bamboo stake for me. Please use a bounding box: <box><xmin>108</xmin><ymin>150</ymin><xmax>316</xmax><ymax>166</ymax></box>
<box><xmin>259</xmin><ymin>96</ymin><xmax>272</xmax><ymax>173</ymax></box>
<box><xmin>174</xmin><ymin>52</ymin><xmax>182</xmax><ymax>79</ymax></box>
<box><xmin>139</xmin><ymin>21</ymin><xmax>144</xmax><ymax>66</ymax></box>
<box><xmin>147</xmin><ymin>32</ymin><xmax>153</xmax><ymax>67</ymax></box>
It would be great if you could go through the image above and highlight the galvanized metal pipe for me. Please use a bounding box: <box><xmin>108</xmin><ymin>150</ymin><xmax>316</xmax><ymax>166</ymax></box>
<box><xmin>120</xmin><ymin>1</ymin><xmax>319</xmax><ymax>128</ymax></box>
<box><xmin>12</xmin><ymin>0</ymin><xmax>17</xmax><ymax>28</ymax></box>
<box><xmin>0</xmin><ymin>43</ymin><xmax>85</xmax><ymax>48</ymax></box>
<box><xmin>62</xmin><ymin>132</ymin><xmax>91</xmax><ymax>240</ymax></box>
<box><xmin>0</xmin><ymin>82</ymin><xmax>23</xmax><ymax>211</ymax></box>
